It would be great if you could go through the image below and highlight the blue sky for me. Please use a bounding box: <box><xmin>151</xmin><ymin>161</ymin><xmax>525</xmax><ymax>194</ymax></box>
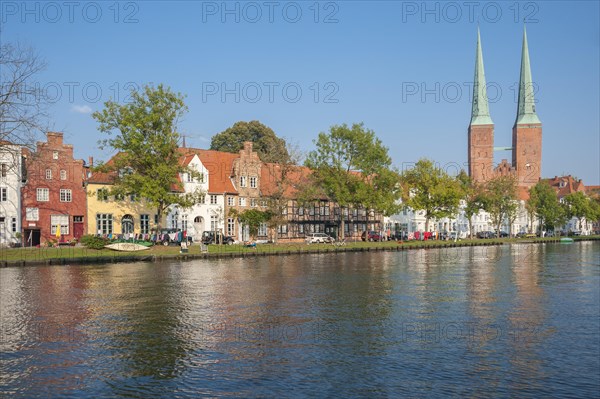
<box><xmin>2</xmin><ymin>1</ymin><xmax>599</xmax><ymax>183</ymax></box>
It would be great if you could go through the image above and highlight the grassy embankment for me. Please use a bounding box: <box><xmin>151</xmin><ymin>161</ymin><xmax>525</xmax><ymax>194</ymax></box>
<box><xmin>1</xmin><ymin>236</ymin><xmax>598</xmax><ymax>266</ymax></box>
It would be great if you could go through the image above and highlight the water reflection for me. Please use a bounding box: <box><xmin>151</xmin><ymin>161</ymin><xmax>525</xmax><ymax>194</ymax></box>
<box><xmin>0</xmin><ymin>242</ymin><xmax>598</xmax><ymax>398</ymax></box>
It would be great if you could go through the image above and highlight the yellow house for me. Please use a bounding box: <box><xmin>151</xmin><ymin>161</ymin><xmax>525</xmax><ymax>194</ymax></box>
<box><xmin>87</xmin><ymin>168</ymin><xmax>167</xmax><ymax>237</ymax></box>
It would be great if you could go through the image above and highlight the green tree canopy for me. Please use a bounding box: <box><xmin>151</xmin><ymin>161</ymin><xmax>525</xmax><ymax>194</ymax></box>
<box><xmin>210</xmin><ymin>120</ymin><xmax>289</xmax><ymax>163</ymax></box>
<box><xmin>400</xmin><ymin>159</ymin><xmax>463</xmax><ymax>232</ymax></box>
<box><xmin>304</xmin><ymin>123</ymin><xmax>400</xmax><ymax>239</ymax></box>
<box><xmin>230</xmin><ymin>208</ymin><xmax>271</xmax><ymax>240</ymax></box>
<box><xmin>527</xmin><ymin>181</ymin><xmax>566</xmax><ymax>232</ymax></box>
<box><xmin>92</xmin><ymin>84</ymin><xmax>203</xmax><ymax>230</ymax></box>
<box><xmin>562</xmin><ymin>191</ymin><xmax>596</xmax><ymax>231</ymax></box>
<box><xmin>481</xmin><ymin>175</ymin><xmax>518</xmax><ymax>235</ymax></box>
<box><xmin>457</xmin><ymin>170</ymin><xmax>486</xmax><ymax>239</ymax></box>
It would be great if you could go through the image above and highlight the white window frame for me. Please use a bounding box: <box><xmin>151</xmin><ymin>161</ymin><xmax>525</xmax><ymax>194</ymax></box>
<box><xmin>240</xmin><ymin>176</ymin><xmax>247</xmax><ymax>188</ymax></box>
<box><xmin>250</xmin><ymin>176</ymin><xmax>257</xmax><ymax>188</ymax></box>
<box><xmin>227</xmin><ymin>196</ymin><xmax>234</xmax><ymax>206</ymax></box>
<box><xmin>239</xmin><ymin>197</ymin><xmax>246</xmax><ymax>207</ymax></box>
<box><xmin>0</xmin><ymin>187</ymin><xmax>6</xmax><ymax>202</ymax></box>
<box><xmin>210</xmin><ymin>195</ymin><xmax>218</xmax><ymax>205</ymax></box>
<box><xmin>51</xmin><ymin>215</ymin><xmax>69</xmax><ymax>235</ymax></box>
<box><xmin>26</xmin><ymin>207</ymin><xmax>39</xmax><ymax>221</ymax></box>
<box><xmin>227</xmin><ymin>218</ymin><xmax>235</xmax><ymax>236</ymax></box>
<box><xmin>37</xmin><ymin>188</ymin><xmax>49</xmax><ymax>202</ymax></box>
<box><xmin>60</xmin><ymin>170</ymin><xmax>67</xmax><ymax>180</ymax></box>
<box><xmin>60</xmin><ymin>189</ymin><xmax>72</xmax><ymax>202</ymax></box>
<box><xmin>46</xmin><ymin>169</ymin><xmax>52</xmax><ymax>180</ymax></box>
<box><xmin>53</xmin><ymin>151</ymin><xmax>59</xmax><ymax>160</ymax></box>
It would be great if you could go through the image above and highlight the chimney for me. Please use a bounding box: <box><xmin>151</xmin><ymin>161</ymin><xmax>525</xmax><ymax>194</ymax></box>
<box><xmin>88</xmin><ymin>156</ymin><xmax>94</xmax><ymax>167</ymax></box>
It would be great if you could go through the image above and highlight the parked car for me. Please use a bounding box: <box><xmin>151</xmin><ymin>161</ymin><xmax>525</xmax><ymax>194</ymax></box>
<box><xmin>476</xmin><ymin>231</ymin><xmax>496</xmax><ymax>239</ymax></box>
<box><xmin>361</xmin><ymin>231</ymin><xmax>382</xmax><ymax>242</ymax></box>
<box><xmin>201</xmin><ymin>231</ymin><xmax>235</xmax><ymax>245</ymax></box>
<box><xmin>499</xmin><ymin>231</ymin><xmax>509</xmax><ymax>238</ymax></box>
<box><xmin>305</xmin><ymin>233</ymin><xmax>334</xmax><ymax>244</ymax></box>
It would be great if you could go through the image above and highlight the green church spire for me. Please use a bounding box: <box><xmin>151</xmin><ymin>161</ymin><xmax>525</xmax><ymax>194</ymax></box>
<box><xmin>470</xmin><ymin>28</ymin><xmax>493</xmax><ymax>125</ymax></box>
<box><xmin>515</xmin><ymin>25</ymin><xmax>541</xmax><ymax>125</ymax></box>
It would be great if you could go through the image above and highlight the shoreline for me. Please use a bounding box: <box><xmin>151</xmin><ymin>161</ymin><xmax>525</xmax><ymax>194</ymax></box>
<box><xmin>1</xmin><ymin>236</ymin><xmax>598</xmax><ymax>268</ymax></box>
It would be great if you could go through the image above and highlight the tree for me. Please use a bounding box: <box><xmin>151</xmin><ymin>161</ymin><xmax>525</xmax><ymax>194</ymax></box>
<box><xmin>93</xmin><ymin>84</ymin><xmax>203</xmax><ymax>232</ymax></box>
<box><xmin>562</xmin><ymin>191</ymin><xmax>596</xmax><ymax>232</ymax></box>
<box><xmin>230</xmin><ymin>208</ymin><xmax>271</xmax><ymax>241</ymax></box>
<box><xmin>457</xmin><ymin>171</ymin><xmax>486</xmax><ymax>239</ymax></box>
<box><xmin>400</xmin><ymin>159</ymin><xmax>463</xmax><ymax>232</ymax></box>
<box><xmin>210</xmin><ymin>120</ymin><xmax>289</xmax><ymax>163</ymax></box>
<box><xmin>481</xmin><ymin>176</ymin><xmax>518</xmax><ymax>235</ymax></box>
<box><xmin>304</xmin><ymin>123</ymin><xmax>400</xmax><ymax>239</ymax></box>
<box><xmin>527</xmin><ymin>181</ymin><xmax>566</xmax><ymax>234</ymax></box>
<box><xmin>0</xmin><ymin>43</ymin><xmax>49</xmax><ymax>150</ymax></box>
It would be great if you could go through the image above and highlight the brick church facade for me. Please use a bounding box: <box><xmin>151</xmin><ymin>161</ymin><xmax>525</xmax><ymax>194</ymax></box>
<box><xmin>468</xmin><ymin>27</ymin><xmax>542</xmax><ymax>199</ymax></box>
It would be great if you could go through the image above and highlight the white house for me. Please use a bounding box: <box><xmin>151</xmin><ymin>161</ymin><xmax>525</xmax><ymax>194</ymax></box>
<box><xmin>0</xmin><ymin>143</ymin><xmax>24</xmax><ymax>246</ymax></box>
<box><xmin>167</xmin><ymin>152</ymin><xmax>230</xmax><ymax>242</ymax></box>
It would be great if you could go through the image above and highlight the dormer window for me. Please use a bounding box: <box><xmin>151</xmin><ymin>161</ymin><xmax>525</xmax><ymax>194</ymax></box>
<box><xmin>559</xmin><ymin>181</ymin><xmax>567</xmax><ymax>188</ymax></box>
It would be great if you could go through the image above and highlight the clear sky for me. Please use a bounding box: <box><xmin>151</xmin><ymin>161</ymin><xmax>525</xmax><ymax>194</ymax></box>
<box><xmin>2</xmin><ymin>1</ymin><xmax>599</xmax><ymax>183</ymax></box>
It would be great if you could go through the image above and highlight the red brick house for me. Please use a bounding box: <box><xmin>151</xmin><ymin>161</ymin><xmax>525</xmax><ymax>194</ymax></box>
<box><xmin>21</xmin><ymin>132</ymin><xmax>88</xmax><ymax>246</ymax></box>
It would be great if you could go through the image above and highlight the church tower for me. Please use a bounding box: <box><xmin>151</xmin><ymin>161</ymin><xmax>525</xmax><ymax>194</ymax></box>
<box><xmin>468</xmin><ymin>28</ymin><xmax>494</xmax><ymax>183</ymax></box>
<box><xmin>512</xmin><ymin>25</ymin><xmax>542</xmax><ymax>188</ymax></box>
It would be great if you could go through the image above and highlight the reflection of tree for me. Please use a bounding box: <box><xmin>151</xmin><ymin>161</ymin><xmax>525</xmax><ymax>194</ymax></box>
<box><xmin>105</xmin><ymin>264</ymin><xmax>189</xmax><ymax>384</ymax></box>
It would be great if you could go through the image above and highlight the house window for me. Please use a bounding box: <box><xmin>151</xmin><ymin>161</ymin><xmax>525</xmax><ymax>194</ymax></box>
<box><xmin>140</xmin><ymin>214</ymin><xmax>149</xmax><ymax>234</ymax></box>
<box><xmin>0</xmin><ymin>187</ymin><xmax>6</xmax><ymax>201</ymax></box>
<box><xmin>298</xmin><ymin>207</ymin><xmax>304</xmax><ymax>216</ymax></box>
<box><xmin>115</xmin><ymin>193</ymin><xmax>125</xmax><ymax>201</ymax></box>
<box><xmin>46</xmin><ymin>169</ymin><xmax>52</xmax><ymax>180</ymax></box>
<box><xmin>250</xmin><ymin>176</ymin><xmax>257</xmax><ymax>188</ymax></box>
<box><xmin>187</xmin><ymin>172</ymin><xmax>193</xmax><ymax>182</ymax></box>
<box><xmin>199</xmin><ymin>195</ymin><xmax>205</xmax><ymax>204</ymax></box>
<box><xmin>96</xmin><ymin>214</ymin><xmax>113</xmax><ymax>235</ymax></box>
<box><xmin>26</xmin><ymin>208</ymin><xmax>39</xmax><ymax>221</ymax></box>
<box><xmin>73</xmin><ymin>216</ymin><xmax>84</xmax><ymax>223</ymax></box>
<box><xmin>60</xmin><ymin>170</ymin><xmax>67</xmax><ymax>180</ymax></box>
<box><xmin>60</xmin><ymin>189</ymin><xmax>72</xmax><ymax>202</ymax></box>
<box><xmin>240</xmin><ymin>176</ymin><xmax>247</xmax><ymax>188</ymax></box>
<box><xmin>130</xmin><ymin>194</ymin><xmax>136</xmax><ymax>202</ymax></box>
<box><xmin>239</xmin><ymin>197</ymin><xmax>246</xmax><ymax>207</ymax></box>
<box><xmin>53</xmin><ymin>151</ymin><xmax>59</xmax><ymax>160</ymax></box>
<box><xmin>51</xmin><ymin>215</ymin><xmax>69</xmax><ymax>235</ymax></box>
<box><xmin>227</xmin><ymin>218</ymin><xmax>235</xmax><ymax>236</ymax></box>
<box><xmin>227</xmin><ymin>196</ymin><xmax>235</xmax><ymax>206</ymax></box>
<box><xmin>181</xmin><ymin>214</ymin><xmax>188</xmax><ymax>232</ymax></box>
<box><xmin>258</xmin><ymin>223</ymin><xmax>267</xmax><ymax>237</ymax></box>
<box><xmin>299</xmin><ymin>224</ymin><xmax>304</xmax><ymax>234</ymax></box>
<box><xmin>37</xmin><ymin>188</ymin><xmax>49</xmax><ymax>202</ymax></box>
<box><xmin>1</xmin><ymin>164</ymin><xmax>6</xmax><ymax>177</ymax></box>
<box><xmin>210</xmin><ymin>215</ymin><xmax>218</xmax><ymax>231</ymax></box>
<box><xmin>97</xmin><ymin>188</ymin><xmax>109</xmax><ymax>201</ymax></box>
<box><xmin>11</xmin><ymin>217</ymin><xmax>17</xmax><ymax>232</ymax></box>
<box><xmin>278</xmin><ymin>224</ymin><xmax>288</xmax><ymax>234</ymax></box>
<box><xmin>250</xmin><ymin>198</ymin><xmax>257</xmax><ymax>207</ymax></box>
<box><xmin>210</xmin><ymin>195</ymin><xmax>218</xmax><ymax>205</ymax></box>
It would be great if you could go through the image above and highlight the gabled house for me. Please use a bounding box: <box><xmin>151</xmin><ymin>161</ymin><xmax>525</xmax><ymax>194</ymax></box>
<box><xmin>21</xmin><ymin>133</ymin><xmax>88</xmax><ymax>246</ymax></box>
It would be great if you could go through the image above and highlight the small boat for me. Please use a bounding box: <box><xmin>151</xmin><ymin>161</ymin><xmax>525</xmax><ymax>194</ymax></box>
<box><xmin>105</xmin><ymin>243</ymin><xmax>151</xmax><ymax>252</ymax></box>
<box><xmin>560</xmin><ymin>237</ymin><xmax>574</xmax><ymax>243</ymax></box>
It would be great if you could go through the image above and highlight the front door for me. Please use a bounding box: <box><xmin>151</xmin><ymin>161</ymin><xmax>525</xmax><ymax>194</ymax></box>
<box><xmin>73</xmin><ymin>216</ymin><xmax>84</xmax><ymax>239</ymax></box>
<box><xmin>24</xmin><ymin>229</ymin><xmax>41</xmax><ymax>246</ymax></box>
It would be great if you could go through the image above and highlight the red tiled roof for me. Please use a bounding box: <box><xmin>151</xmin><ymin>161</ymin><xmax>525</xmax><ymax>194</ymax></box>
<box><xmin>543</xmin><ymin>175</ymin><xmax>586</xmax><ymax>198</ymax></box>
<box><xmin>178</xmin><ymin>147</ymin><xmax>239</xmax><ymax>194</ymax></box>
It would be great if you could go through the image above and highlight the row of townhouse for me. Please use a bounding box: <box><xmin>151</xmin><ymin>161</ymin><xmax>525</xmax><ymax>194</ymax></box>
<box><xmin>3</xmin><ymin>132</ymin><xmax>596</xmax><ymax>247</ymax></box>
<box><xmin>86</xmin><ymin>141</ymin><xmax>383</xmax><ymax>243</ymax></box>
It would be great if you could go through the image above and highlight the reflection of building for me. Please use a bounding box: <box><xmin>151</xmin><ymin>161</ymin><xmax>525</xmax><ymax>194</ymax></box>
<box><xmin>468</xmin><ymin>27</ymin><xmax>542</xmax><ymax>197</ymax></box>
<box><xmin>0</xmin><ymin>142</ymin><xmax>25</xmax><ymax>246</ymax></box>
<box><xmin>21</xmin><ymin>133</ymin><xmax>88</xmax><ymax>246</ymax></box>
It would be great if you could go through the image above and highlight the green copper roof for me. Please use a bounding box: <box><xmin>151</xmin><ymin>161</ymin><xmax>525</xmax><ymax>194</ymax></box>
<box><xmin>515</xmin><ymin>25</ymin><xmax>541</xmax><ymax>125</ymax></box>
<box><xmin>470</xmin><ymin>28</ymin><xmax>493</xmax><ymax>126</ymax></box>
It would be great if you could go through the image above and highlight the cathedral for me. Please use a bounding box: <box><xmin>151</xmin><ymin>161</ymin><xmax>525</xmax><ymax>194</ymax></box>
<box><xmin>468</xmin><ymin>26</ymin><xmax>542</xmax><ymax>199</ymax></box>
